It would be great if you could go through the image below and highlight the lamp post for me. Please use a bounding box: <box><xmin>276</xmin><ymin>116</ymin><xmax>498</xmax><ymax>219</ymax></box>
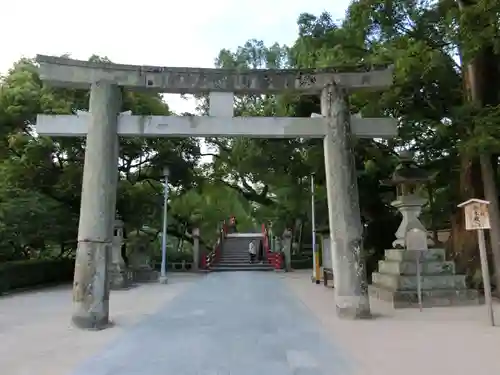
<box><xmin>310</xmin><ymin>173</ymin><xmax>320</xmax><ymax>284</ymax></box>
<box><xmin>159</xmin><ymin>166</ymin><xmax>170</xmax><ymax>284</ymax></box>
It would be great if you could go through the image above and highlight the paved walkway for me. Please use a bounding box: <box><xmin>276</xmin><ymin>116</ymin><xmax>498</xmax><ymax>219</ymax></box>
<box><xmin>3</xmin><ymin>271</ymin><xmax>500</xmax><ymax>375</ymax></box>
<box><xmin>0</xmin><ymin>274</ymin><xmax>200</xmax><ymax>375</ymax></box>
<box><xmin>71</xmin><ymin>272</ymin><xmax>351</xmax><ymax>375</ymax></box>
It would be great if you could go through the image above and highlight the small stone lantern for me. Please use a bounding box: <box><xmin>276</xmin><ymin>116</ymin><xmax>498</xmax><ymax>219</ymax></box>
<box><xmin>384</xmin><ymin>151</ymin><xmax>433</xmax><ymax>248</ymax></box>
<box><xmin>109</xmin><ymin>217</ymin><xmax>128</xmax><ymax>289</ymax></box>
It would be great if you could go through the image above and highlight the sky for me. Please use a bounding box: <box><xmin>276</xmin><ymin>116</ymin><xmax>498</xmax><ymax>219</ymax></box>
<box><xmin>1</xmin><ymin>0</ymin><xmax>351</xmax><ymax>113</ymax></box>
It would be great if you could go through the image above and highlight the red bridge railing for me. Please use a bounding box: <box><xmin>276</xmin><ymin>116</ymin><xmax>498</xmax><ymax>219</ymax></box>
<box><xmin>201</xmin><ymin>220</ymin><xmax>228</xmax><ymax>270</ymax></box>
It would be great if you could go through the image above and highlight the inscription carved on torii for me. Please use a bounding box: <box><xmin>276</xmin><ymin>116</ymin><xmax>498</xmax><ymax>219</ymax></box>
<box><xmin>35</xmin><ymin>55</ymin><xmax>395</xmax><ymax>329</ymax></box>
<box><xmin>37</xmin><ymin>55</ymin><xmax>392</xmax><ymax>93</ymax></box>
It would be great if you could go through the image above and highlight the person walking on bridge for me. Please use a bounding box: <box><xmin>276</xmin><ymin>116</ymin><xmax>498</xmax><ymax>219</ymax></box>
<box><xmin>248</xmin><ymin>240</ymin><xmax>257</xmax><ymax>263</ymax></box>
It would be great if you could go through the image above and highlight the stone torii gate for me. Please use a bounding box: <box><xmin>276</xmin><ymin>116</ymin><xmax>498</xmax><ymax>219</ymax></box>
<box><xmin>35</xmin><ymin>55</ymin><xmax>395</xmax><ymax>329</ymax></box>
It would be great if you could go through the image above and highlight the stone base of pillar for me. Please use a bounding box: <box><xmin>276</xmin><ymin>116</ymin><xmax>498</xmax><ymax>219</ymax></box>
<box><xmin>72</xmin><ymin>241</ymin><xmax>111</xmax><ymax>330</ymax></box>
<box><xmin>72</xmin><ymin>315</ymin><xmax>113</xmax><ymax>331</ymax></box>
<box><xmin>158</xmin><ymin>275</ymin><xmax>168</xmax><ymax>284</ymax></box>
<box><xmin>334</xmin><ymin>293</ymin><xmax>372</xmax><ymax>319</ymax></box>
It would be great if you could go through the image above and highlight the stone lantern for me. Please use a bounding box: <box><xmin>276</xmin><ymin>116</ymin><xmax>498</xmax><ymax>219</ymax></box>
<box><xmin>384</xmin><ymin>151</ymin><xmax>433</xmax><ymax>248</ymax></box>
<box><xmin>109</xmin><ymin>217</ymin><xmax>128</xmax><ymax>289</ymax></box>
<box><xmin>369</xmin><ymin>151</ymin><xmax>480</xmax><ymax>308</ymax></box>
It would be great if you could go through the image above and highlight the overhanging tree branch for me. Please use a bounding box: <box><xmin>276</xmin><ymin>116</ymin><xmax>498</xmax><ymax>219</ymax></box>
<box><xmin>219</xmin><ymin>179</ymin><xmax>275</xmax><ymax>206</ymax></box>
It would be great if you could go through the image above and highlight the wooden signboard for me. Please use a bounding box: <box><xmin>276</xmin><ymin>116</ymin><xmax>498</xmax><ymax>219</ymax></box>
<box><xmin>457</xmin><ymin>198</ymin><xmax>494</xmax><ymax>326</ymax></box>
<box><xmin>457</xmin><ymin>199</ymin><xmax>491</xmax><ymax>231</ymax></box>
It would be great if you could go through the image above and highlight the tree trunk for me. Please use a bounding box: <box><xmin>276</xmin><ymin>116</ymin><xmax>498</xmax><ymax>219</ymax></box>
<box><xmin>296</xmin><ymin>219</ymin><xmax>304</xmax><ymax>254</ymax></box>
<box><xmin>479</xmin><ymin>154</ymin><xmax>500</xmax><ymax>290</ymax></box>
<box><xmin>448</xmin><ymin>156</ymin><xmax>482</xmax><ymax>277</ymax></box>
<box><xmin>455</xmin><ymin>0</ymin><xmax>500</xmax><ymax>290</ymax></box>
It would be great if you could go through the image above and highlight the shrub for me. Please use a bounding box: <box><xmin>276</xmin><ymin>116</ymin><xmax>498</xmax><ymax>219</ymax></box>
<box><xmin>152</xmin><ymin>251</ymin><xmax>194</xmax><ymax>267</ymax></box>
<box><xmin>291</xmin><ymin>257</ymin><xmax>313</xmax><ymax>269</ymax></box>
<box><xmin>0</xmin><ymin>258</ymin><xmax>74</xmax><ymax>294</ymax></box>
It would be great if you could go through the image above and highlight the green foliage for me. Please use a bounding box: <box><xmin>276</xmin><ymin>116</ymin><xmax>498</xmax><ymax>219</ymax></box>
<box><xmin>1</xmin><ymin>0</ymin><xmax>500</xmax><ymax>288</ymax></box>
<box><xmin>0</xmin><ymin>57</ymin><xmax>209</xmax><ymax>261</ymax></box>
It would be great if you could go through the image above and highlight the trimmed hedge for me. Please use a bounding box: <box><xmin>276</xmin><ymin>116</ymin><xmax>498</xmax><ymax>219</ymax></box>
<box><xmin>0</xmin><ymin>258</ymin><xmax>74</xmax><ymax>294</ymax></box>
<box><xmin>152</xmin><ymin>252</ymin><xmax>194</xmax><ymax>265</ymax></box>
<box><xmin>291</xmin><ymin>257</ymin><xmax>313</xmax><ymax>269</ymax></box>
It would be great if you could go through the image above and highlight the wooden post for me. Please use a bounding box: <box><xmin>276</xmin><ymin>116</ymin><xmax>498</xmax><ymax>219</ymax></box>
<box><xmin>477</xmin><ymin>229</ymin><xmax>494</xmax><ymax>326</ymax></box>
<box><xmin>458</xmin><ymin>199</ymin><xmax>495</xmax><ymax>326</ymax></box>
<box><xmin>321</xmin><ymin>83</ymin><xmax>371</xmax><ymax>319</ymax></box>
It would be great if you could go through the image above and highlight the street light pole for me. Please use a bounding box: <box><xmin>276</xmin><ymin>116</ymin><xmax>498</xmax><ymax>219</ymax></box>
<box><xmin>311</xmin><ymin>173</ymin><xmax>320</xmax><ymax>284</ymax></box>
<box><xmin>159</xmin><ymin>166</ymin><xmax>170</xmax><ymax>284</ymax></box>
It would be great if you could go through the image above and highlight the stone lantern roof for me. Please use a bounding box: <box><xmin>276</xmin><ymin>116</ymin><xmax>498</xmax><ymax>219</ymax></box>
<box><xmin>382</xmin><ymin>151</ymin><xmax>431</xmax><ymax>187</ymax></box>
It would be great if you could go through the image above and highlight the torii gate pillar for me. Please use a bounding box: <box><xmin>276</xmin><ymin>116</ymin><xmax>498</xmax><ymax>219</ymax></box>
<box><xmin>72</xmin><ymin>82</ymin><xmax>121</xmax><ymax>330</ymax></box>
<box><xmin>322</xmin><ymin>84</ymin><xmax>371</xmax><ymax>318</ymax></box>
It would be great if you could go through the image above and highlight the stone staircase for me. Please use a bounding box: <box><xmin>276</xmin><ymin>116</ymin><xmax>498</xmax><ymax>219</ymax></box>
<box><xmin>368</xmin><ymin>248</ymin><xmax>481</xmax><ymax>308</ymax></box>
<box><xmin>210</xmin><ymin>234</ymin><xmax>274</xmax><ymax>272</ymax></box>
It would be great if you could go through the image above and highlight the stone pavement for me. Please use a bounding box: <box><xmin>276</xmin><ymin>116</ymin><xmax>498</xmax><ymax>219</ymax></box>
<box><xmin>285</xmin><ymin>270</ymin><xmax>500</xmax><ymax>375</ymax></box>
<box><xmin>3</xmin><ymin>271</ymin><xmax>500</xmax><ymax>375</ymax></box>
<box><xmin>0</xmin><ymin>274</ymin><xmax>200</xmax><ymax>375</ymax></box>
<box><xmin>70</xmin><ymin>272</ymin><xmax>352</xmax><ymax>375</ymax></box>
